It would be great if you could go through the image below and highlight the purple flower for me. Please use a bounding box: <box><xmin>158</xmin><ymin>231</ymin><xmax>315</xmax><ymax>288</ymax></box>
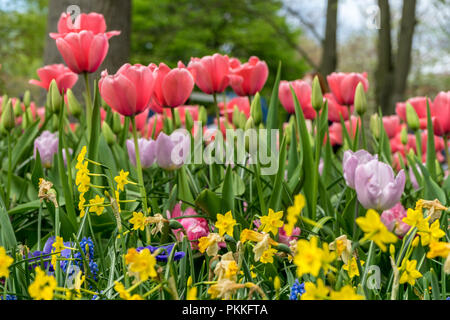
<box><xmin>33</xmin><ymin>130</ymin><xmax>58</xmax><ymax>168</ymax></box>
<box><xmin>136</xmin><ymin>244</ymin><xmax>185</xmax><ymax>262</ymax></box>
<box><xmin>343</xmin><ymin>149</ymin><xmax>378</xmax><ymax>188</ymax></box>
<box><xmin>155</xmin><ymin>130</ymin><xmax>191</xmax><ymax>170</ymax></box>
<box><xmin>380</xmin><ymin>202</ymin><xmax>411</xmax><ymax>238</ymax></box>
<box><xmin>354</xmin><ymin>159</ymin><xmax>406</xmax><ymax>211</ymax></box>
<box><xmin>126</xmin><ymin>138</ymin><xmax>156</xmax><ymax>168</ymax></box>
<box><xmin>27</xmin><ymin>236</ymin><xmax>73</xmax><ymax>271</ymax></box>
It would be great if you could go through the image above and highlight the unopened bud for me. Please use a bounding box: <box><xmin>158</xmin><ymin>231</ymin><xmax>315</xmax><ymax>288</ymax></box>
<box><xmin>23</xmin><ymin>90</ymin><xmax>31</xmax><ymax>109</ymax></box>
<box><xmin>401</xmin><ymin>127</ymin><xmax>408</xmax><ymax>145</ymax></box>
<box><xmin>112</xmin><ymin>112</ymin><xmax>122</xmax><ymax>134</ymax></box>
<box><xmin>101</xmin><ymin>122</ymin><xmax>115</xmax><ymax>146</ymax></box>
<box><xmin>405</xmin><ymin>103</ymin><xmax>419</xmax><ymax>131</ymax></box>
<box><xmin>232</xmin><ymin>105</ymin><xmax>240</xmax><ymax>127</ymax></box>
<box><xmin>1</xmin><ymin>99</ymin><xmax>14</xmax><ymax>131</ymax></box>
<box><xmin>370</xmin><ymin>113</ymin><xmax>380</xmax><ymax>139</ymax></box>
<box><xmin>354</xmin><ymin>82</ymin><xmax>367</xmax><ymax>116</ymax></box>
<box><xmin>311</xmin><ymin>76</ymin><xmax>323</xmax><ymax>111</ymax></box>
<box><xmin>274</xmin><ymin>276</ymin><xmax>281</xmax><ymax>291</ymax></box>
<box><xmin>13</xmin><ymin>99</ymin><xmax>22</xmax><ymax>117</ymax></box>
<box><xmin>411</xmin><ymin>236</ymin><xmax>419</xmax><ymax>248</ymax></box>
<box><xmin>49</xmin><ymin>80</ymin><xmax>62</xmax><ymax>113</ymax></box>
<box><xmin>67</xmin><ymin>89</ymin><xmax>82</xmax><ymax>117</ymax></box>
<box><xmin>245</xmin><ymin>116</ymin><xmax>255</xmax><ymax>131</ymax></box>
<box><xmin>173</xmin><ymin>108</ymin><xmax>181</xmax><ymax>129</ymax></box>
<box><xmin>389</xmin><ymin>244</ymin><xmax>395</xmax><ymax>257</ymax></box>
<box><xmin>250</xmin><ymin>92</ymin><xmax>262</xmax><ymax>126</ymax></box>
<box><xmin>198</xmin><ymin>106</ymin><xmax>207</xmax><ymax>125</ymax></box>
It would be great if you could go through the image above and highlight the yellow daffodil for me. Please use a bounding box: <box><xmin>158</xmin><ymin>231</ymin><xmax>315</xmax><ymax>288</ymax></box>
<box><xmin>51</xmin><ymin>236</ymin><xmax>65</xmax><ymax>268</ymax></box>
<box><xmin>214</xmin><ymin>252</ymin><xmax>239</xmax><ymax>281</ymax></box>
<box><xmin>114</xmin><ymin>170</ymin><xmax>130</xmax><ymax>192</ymax></box>
<box><xmin>427</xmin><ymin>241</ymin><xmax>450</xmax><ymax>259</ymax></box>
<box><xmin>114</xmin><ymin>281</ymin><xmax>144</xmax><ymax>300</ymax></box>
<box><xmin>89</xmin><ymin>195</ymin><xmax>105</xmax><ymax>216</ymax></box>
<box><xmin>402</xmin><ymin>208</ymin><xmax>428</xmax><ymax>231</ymax></box>
<box><xmin>356</xmin><ymin>209</ymin><xmax>397</xmax><ymax>252</ymax></box>
<box><xmin>284</xmin><ymin>193</ymin><xmax>305</xmax><ymax>236</ymax></box>
<box><xmin>415</xmin><ymin>199</ymin><xmax>447</xmax><ymax>222</ymax></box>
<box><xmin>129</xmin><ymin>211</ymin><xmax>148</xmax><ymax>231</ymax></box>
<box><xmin>260</xmin><ymin>209</ymin><xmax>284</xmax><ymax>235</ymax></box>
<box><xmin>187</xmin><ymin>286</ymin><xmax>198</xmax><ymax>300</ymax></box>
<box><xmin>208</xmin><ymin>279</ymin><xmax>243</xmax><ymax>300</ymax></box>
<box><xmin>330</xmin><ymin>285</ymin><xmax>364</xmax><ymax>300</ymax></box>
<box><xmin>399</xmin><ymin>259</ymin><xmax>422</xmax><ymax>286</ymax></box>
<box><xmin>215</xmin><ymin>211</ymin><xmax>236</xmax><ymax>237</ymax></box>
<box><xmin>342</xmin><ymin>257</ymin><xmax>364</xmax><ymax>279</ymax></box>
<box><xmin>329</xmin><ymin>235</ymin><xmax>352</xmax><ymax>264</ymax></box>
<box><xmin>300</xmin><ymin>279</ymin><xmax>329</xmax><ymax>300</ymax></box>
<box><xmin>125</xmin><ymin>248</ymin><xmax>157</xmax><ymax>282</ymax></box>
<box><xmin>198</xmin><ymin>233</ymin><xmax>224</xmax><ymax>257</ymax></box>
<box><xmin>28</xmin><ymin>267</ymin><xmax>57</xmax><ymax>300</ymax></box>
<box><xmin>260</xmin><ymin>248</ymin><xmax>277</xmax><ymax>264</ymax></box>
<box><xmin>0</xmin><ymin>246</ymin><xmax>13</xmax><ymax>278</ymax></box>
<box><xmin>293</xmin><ymin>237</ymin><xmax>323</xmax><ymax>277</ymax></box>
<box><xmin>417</xmin><ymin>219</ymin><xmax>445</xmax><ymax>246</ymax></box>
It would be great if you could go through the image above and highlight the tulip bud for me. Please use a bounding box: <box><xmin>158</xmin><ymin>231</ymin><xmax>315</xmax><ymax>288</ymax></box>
<box><xmin>169</xmin><ymin>219</ymin><xmax>183</xmax><ymax>229</ymax></box>
<box><xmin>284</xmin><ymin>123</ymin><xmax>292</xmax><ymax>145</ymax></box>
<box><xmin>51</xmin><ymin>114</ymin><xmax>59</xmax><ymax>131</ymax></box>
<box><xmin>250</xmin><ymin>92</ymin><xmax>262</xmax><ymax>126</ymax></box>
<box><xmin>1</xmin><ymin>99</ymin><xmax>14</xmax><ymax>131</ymax></box>
<box><xmin>275</xmin><ymin>243</ymin><xmax>291</xmax><ymax>254</ymax></box>
<box><xmin>198</xmin><ymin>106</ymin><xmax>207</xmax><ymax>126</ymax></box>
<box><xmin>13</xmin><ymin>99</ymin><xmax>22</xmax><ymax>117</ymax></box>
<box><xmin>49</xmin><ymin>80</ymin><xmax>62</xmax><ymax>113</ymax></box>
<box><xmin>245</xmin><ymin>116</ymin><xmax>255</xmax><ymax>131</ymax></box>
<box><xmin>67</xmin><ymin>89</ymin><xmax>82</xmax><ymax>117</ymax></box>
<box><xmin>112</xmin><ymin>112</ymin><xmax>122</xmax><ymax>134</ymax></box>
<box><xmin>311</xmin><ymin>76</ymin><xmax>323</xmax><ymax>111</ymax></box>
<box><xmin>411</xmin><ymin>236</ymin><xmax>419</xmax><ymax>248</ymax></box>
<box><xmin>173</xmin><ymin>108</ymin><xmax>181</xmax><ymax>129</ymax></box>
<box><xmin>401</xmin><ymin>127</ymin><xmax>408</xmax><ymax>145</ymax></box>
<box><xmin>370</xmin><ymin>113</ymin><xmax>380</xmax><ymax>139</ymax></box>
<box><xmin>163</xmin><ymin>115</ymin><xmax>173</xmax><ymax>133</ymax></box>
<box><xmin>23</xmin><ymin>90</ymin><xmax>31</xmax><ymax>109</ymax></box>
<box><xmin>405</xmin><ymin>103</ymin><xmax>419</xmax><ymax>131</ymax></box>
<box><xmin>101</xmin><ymin>122</ymin><xmax>115</xmax><ymax>146</ymax></box>
<box><xmin>354</xmin><ymin>82</ymin><xmax>367</xmax><ymax>116</ymax></box>
<box><xmin>185</xmin><ymin>110</ymin><xmax>194</xmax><ymax>132</ymax></box>
<box><xmin>238</xmin><ymin>111</ymin><xmax>247</xmax><ymax>129</ymax></box>
<box><xmin>22</xmin><ymin>108</ymin><xmax>33</xmax><ymax>130</ymax></box>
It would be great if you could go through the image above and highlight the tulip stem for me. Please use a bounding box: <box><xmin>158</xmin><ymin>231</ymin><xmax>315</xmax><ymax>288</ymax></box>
<box><xmin>84</xmin><ymin>73</ymin><xmax>92</xmax><ymax>136</ymax></box>
<box><xmin>213</xmin><ymin>93</ymin><xmax>221</xmax><ymax>131</ymax></box>
<box><xmin>130</xmin><ymin>115</ymin><xmax>151</xmax><ymax>244</ymax></box>
<box><xmin>6</xmin><ymin>133</ymin><xmax>12</xmax><ymax>209</ymax></box>
<box><xmin>444</xmin><ymin>135</ymin><xmax>450</xmax><ymax>172</ymax></box>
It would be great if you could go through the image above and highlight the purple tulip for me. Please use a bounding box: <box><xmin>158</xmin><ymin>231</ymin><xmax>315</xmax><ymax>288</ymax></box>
<box><xmin>354</xmin><ymin>159</ymin><xmax>406</xmax><ymax>211</ymax></box>
<box><xmin>380</xmin><ymin>202</ymin><xmax>411</xmax><ymax>238</ymax></box>
<box><xmin>126</xmin><ymin>138</ymin><xmax>156</xmax><ymax>168</ymax></box>
<box><xmin>33</xmin><ymin>130</ymin><xmax>59</xmax><ymax>168</ymax></box>
<box><xmin>155</xmin><ymin>131</ymin><xmax>191</xmax><ymax>170</ymax></box>
<box><xmin>343</xmin><ymin>150</ymin><xmax>378</xmax><ymax>188</ymax></box>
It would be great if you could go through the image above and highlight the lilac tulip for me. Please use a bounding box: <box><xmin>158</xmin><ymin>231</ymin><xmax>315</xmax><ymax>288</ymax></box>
<box><xmin>33</xmin><ymin>130</ymin><xmax>59</xmax><ymax>168</ymax></box>
<box><xmin>354</xmin><ymin>159</ymin><xmax>406</xmax><ymax>211</ymax></box>
<box><xmin>380</xmin><ymin>203</ymin><xmax>411</xmax><ymax>238</ymax></box>
<box><xmin>126</xmin><ymin>138</ymin><xmax>156</xmax><ymax>168</ymax></box>
<box><xmin>343</xmin><ymin>150</ymin><xmax>378</xmax><ymax>188</ymax></box>
<box><xmin>155</xmin><ymin>131</ymin><xmax>191</xmax><ymax>170</ymax></box>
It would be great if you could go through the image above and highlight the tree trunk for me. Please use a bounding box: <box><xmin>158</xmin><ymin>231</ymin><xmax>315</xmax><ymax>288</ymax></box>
<box><xmin>319</xmin><ymin>0</ymin><xmax>338</xmax><ymax>81</ymax></box>
<box><xmin>375</xmin><ymin>0</ymin><xmax>395</xmax><ymax>115</ymax></box>
<box><xmin>392</xmin><ymin>0</ymin><xmax>417</xmax><ymax>108</ymax></box>
<box><xmin>44</xmin><ymin>0</ymin><xmax>131</xmax><ymax>98</ymax></box>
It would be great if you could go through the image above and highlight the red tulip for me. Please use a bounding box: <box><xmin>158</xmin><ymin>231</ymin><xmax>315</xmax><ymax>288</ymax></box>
<box><xmin>219</xmin><ymin>97</ymin><xmax>250</xmax><ymax>122</ymax></box>
<box><xmin>29</xmin><ymin>64</ymin><xmax>78</xmax><ymax>93</ymax></box>
<box><xmin>383</xmin><ymin>115</ymin><xmax>402</xmax><ymax>139</ymax></box>
<box><xmin>229</xmin><ymin>56</ymin><xmax>268</xmax><ymax>96</ymax></box>
<box><xmin>99</xmin><ymin>63</ymin><xmax>155</xmax><ymax>117</ymax></box>
<box><xmin>56</xmin><ymin>30</ymin><xmax>110</xmax><ymax>74</ymax></box>
<box><xmin>395</xmin><ymin>97</ymin><xmax>432</xmax><ymax>130</ymax></box>
<box><xmin>149</xmin><ymin>62</ymin><xmax>194</xmax><ymax>110</ymax></box>
<box><xmin>278</xmin><ymin>80</ymin><xmax>316</xmax><ymax>119</ymax></box>
<box><xmin>431</xmin><ymin>91</ymin><xmax>450</xmax><ymax>136</ymax></box>
<box><xmin>187</xmin><ymin>54</ymin><xmax>230</xmax><ymax>94</ymax></box>
<box><xmin>327</xmin><ymin>72</ymin><xmax>369</xmax><ymax>106</ymax></box>
<box><xmin>50</xmin><ymin>12</ymin><xmax>120</xmax><ymax>40</ymax></box>
<box><xmin>324</xmin><ymin>93</ymin><xmax>351</xmax><ymax>122</ymax></box>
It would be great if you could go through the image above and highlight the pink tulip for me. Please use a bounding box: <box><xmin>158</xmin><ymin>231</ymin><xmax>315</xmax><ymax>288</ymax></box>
<box><xmin>29</xmin><ymin>64</ymin><xmax>78</xmax><ymax>93</ymax></box>
<box><xmin>229</xmin><ymin>56</ymin><xmax>268</xmax><ymax>96</ymax></box>
<box><xmin>431</xmin><ymin>91</ymin><xmax>450</xmax><ymax>136</ymax></box>
<box><xmin>327</xmin><ymin>116</ymin><xmax>360</xmax><ymax>146</ymax></box>
<box><xmin>168</xmin><ymin>203</ymin><xmax>209</xmax><ymax>247</ymax></box>
<box><xmin>99</xmin><ymin>63</ymin><xmax>154</xmax><ymax>117</ymax></box>
<box><xmin>278</xmin><ymin>80</ymin><xmax>316</xmax><ymax>119</ymax></box>
<box><xmin>324</xmin><ymin>93</ymin><xmax>351</xmax><ymax>122</ymax></box>
<box><xmin>219</xmin><ymin>97</ymin><xmax>250</xmax><ymax>122</ymax></box>
<box><xmin>50</xmin><ymin>12</ymin><xmax>120</xmax><ymax>40</ymax></box>
<box><xmin>147</xmin><ymin>113</ymin><xmax>165</xmax><ymax>139</ymax></box>
<box><xmin>395</xmin><ymin>97</ymin><xmax>433</xmax><ymax>130</ymax></box>
<box><xmin>383</xmin><ymin>115</ymin><xmax>402</xmax><ymax>139</ymax></box>
<box><xmin>187</xmin><ymin>53</ymin><xmax>230</xmax><ymax>94</ymax></box>
<box><xmin>380</xmin><ymin>203</ymin><xmax>411</xmax><ymax>238</ymax></box>
<box><xmin>149</xmin><ymin>62</ymin><xmax>194</xmax><ymax>110</ymax></box>
<box><xmin>327</xmin><ymin>72</ymin><xmax>369</xmax><ymax>106</ymax></box>
<box><xmin>56</xmin><ymin>30</ymin><xmax>110</xmax><ymax>74</ymax></box>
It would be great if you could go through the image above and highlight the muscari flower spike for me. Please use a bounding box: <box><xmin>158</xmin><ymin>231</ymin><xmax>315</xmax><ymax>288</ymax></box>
<box><xmin>289</xmin><ymin>279</ymin><xmax>306</xmax><ymax>300</ymax></box>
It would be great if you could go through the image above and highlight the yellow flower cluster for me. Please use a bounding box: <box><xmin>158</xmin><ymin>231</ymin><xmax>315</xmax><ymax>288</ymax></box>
<box><xmin>284</xmin><ymin>194</ymin><xmax>305</xmax><ymax>236</ymax></box>
<box><xmin>198</xmin><ymin>233</ymin><xmax>224</xmax><ymax>257</ymax></box>
<box><xmin>215</xmin><ymin>211</ymin><xmax>236</xmax><ymax>237</ymax></box>
<box><xmin>114</xmin><ymin>281</ymin><xmax>143</xmax><ymax>300</ymax></box>
<box><xmin>240</xmin><ymin>229</ymin><xmax>279</xmax><ymax>262</ymax></box>
<box><xmin>125</xmin><ymin>248</ymin><xmax>157</xmax><ymax>282</ymax></box>
<box><xmin>0</xmin><ymin>246</ymin><xmax>13</xmax><ymax>278</ymax></box>
<box><xmin>28</xmin><ymin>267</ymin><xmax>57</xmax><ymax>300</ymax></box>
<box><xmin>75</xmin><ymin>146</ymin><xmax>90</xmax><ymax>216</ymax></box>
<box><xmin>293</xmin><ymin>236</ymin><xmax>336</xmax><ymax>278</ymax></box>
<box><xmin>260</xmin><ymin>209</ymin><xmax>283</xmax><ymax>235</ymax></box>
<box><xmin>301</xmin><ymin>279</ymin><xmax>364</xmax><ymax>300</ymax></box>
<box><xmin>356</xmin><ymin>209</ymin><xmax>397</xmax><ymax>251</ymax></box>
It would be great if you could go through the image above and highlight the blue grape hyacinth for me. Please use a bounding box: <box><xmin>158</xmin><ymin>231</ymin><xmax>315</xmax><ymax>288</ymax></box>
<box><xmin>290</xmin><ymin>279</ymin><xmax>306</xmax><ymax>300</ymax></box>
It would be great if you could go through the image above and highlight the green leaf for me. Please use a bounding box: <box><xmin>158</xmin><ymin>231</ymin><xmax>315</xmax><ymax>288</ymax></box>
<box><xmin>11</xmin><ymin>119</ymin><xmax>40</xmax><ymax>169</ymax></box>
<box><xmin>31</xmin><ymin>150</ymin><xmax>44</xmax><ymax>190</ymax></box>
<box><xmin>416</xmin><ymin>161</ymin><xmax>446</xmax><ymax>204</ymax></box>
<box><xmin>220</xmin><ymin>165</ymin><xmax>234</xmax><ymax>213</ymax></box>
<box><xmin>177</xmin><ymin>166</ymin><xmax>194</xmax><ymax>210</ymax></box>
<box><xmin>265</xmin><ymin>61</ymin><xmax>281</xmax><ymax>131</ymax></box>
<box><xmin>425</xmin><ymin>101</ymin><xmax>436</xmax><ymax>180</ymax></box>
<box><xmin>195</xmin><ymin>189</ymin><xmax>221</xmax><ymax>221</ymax></box>
<box><xmin>0</xmin><ymin>193</ymin><xmax>17</xmax><ymax>249</ymax></box>
<box><xmin>268</xmin><ymin>136</ymin><xmax>287</xmax><ymax>211</ymax></box>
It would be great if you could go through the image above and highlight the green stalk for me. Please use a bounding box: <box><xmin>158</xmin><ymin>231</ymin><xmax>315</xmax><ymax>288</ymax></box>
<box><xmin>414</xmin><ymin>130</ymin><xmax>422</xmax><ymax>159</ymax></box>
<box><xmin>312</xmin><ymin>117</ymin><xmax>321</xmax><ymax>221</ymax></box>
<box><xmin>84</xmin><ymin>73</ymin><xmax>92</xmax><ymax>135</ymax></box>
<box><xmin>444</xmin><ymin>135</ymin><xmax>450</xmax><ymax>172</ymax></box>
<box><xmin>213</xmin><ymin>93</ymin><xmax>221</xmax><ymax>131</ymax></box>
<box><xmin>6</xmin><ymin>133</ymin><xmax>12</xmax><ymax>209</ymax></box>
<box><xmin>130</xmin><ymin>116</ymin><xmax>151</xmax><ymax>243</ymax></box>
<box><xmin>360</xmin><ymin>115</ymin><xmax>367</xmax><ymax>150</ymax></box>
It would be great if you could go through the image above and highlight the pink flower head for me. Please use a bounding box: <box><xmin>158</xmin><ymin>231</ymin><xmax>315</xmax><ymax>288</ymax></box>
<box><xmin>327</xmin><ymin>72</ymin><xmax>369</xmax><ymax>106</ymax></box>
<box><xmin>431</xmin><ymin>91</ymin><xmax>450</xmax><ymax>136</ymax></box>
<box><xmin>380</xmin><ymin>203</ymin><xmax>411</xmax><ymax>238</ymax></box>
<box><xmin>50</xmin><ymin>12</ymin><xmax>120</xmax><ymax>40</ymax></box>
<box><xmin>99</xmin><ymin>63</ymin><xmax>155</xmax><ymax>116</ymax></box>
<box><xmin>324</xmin><ymin>93</ymin><xmax>351</xmax><ymax>122</ymax></box>
<box><xmin>327</xmin><ymin>116</ymin><xmax>360</xmax><ymax>146</ymax></box>
<box><xmin>278</xmin><ymin>80</ymin><xmax>316</xmax><ymax>119</ymax></box>
<box><xmin>168</xmin><ymin>203</ymin><xmax>209</xmax><ymax>248</ymax></box>
<box><xmin>29</xmin><ymin>64</ymin><xmax>78</xmax><ymax>93</ymax></box>
<box><xmin>383</xmin><ymin>115</ymin><xmax>402</xmax><ymax>139</ymax></box>
<box><xmin>219</xmin><ymin>97</ymin><xmax>250</xmax><ymax>122</ymax></box>
<box><xmin>229</xmin><ymin>56</ymin><xmax>268</xmax><ymax>96</ymax></box>
<box><xmin>187</xmin><ymin>53</ymin><xmax>230</xmax><ymax>94</ymax></box>
<box><xmin>395</xmin><ymin>97</ymin><xmax>433</xmax><ymax>130</ymax></box>
<box><xmin>149</xmin><ymin>62</ymin><xmax>194</xmax><ymax>110</ymax></box>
